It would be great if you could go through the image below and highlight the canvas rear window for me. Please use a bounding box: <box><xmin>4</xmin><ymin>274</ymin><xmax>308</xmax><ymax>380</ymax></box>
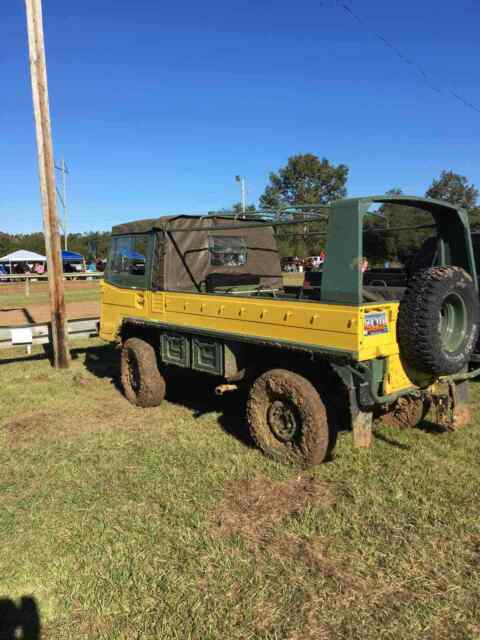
<box><xmin>209</xmin><ymin>236</ymin><xmax>247</xmax><ymax>267</ymax></box>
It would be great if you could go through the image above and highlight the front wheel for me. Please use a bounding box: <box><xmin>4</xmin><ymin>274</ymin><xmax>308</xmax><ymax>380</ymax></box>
<box><xmin>246</xmin><ymin>369</ymin><xmax>331</xmax><ymax>467</ymax></box>
<box><xmin>121</xmin><ymin>337</ymin><xmax>166</xmax><ymax>407</ymax></box>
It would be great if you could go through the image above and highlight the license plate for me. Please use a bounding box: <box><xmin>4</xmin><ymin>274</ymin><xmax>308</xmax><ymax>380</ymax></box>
<box><xmin>364</xmin><ymin>311</ymin><xmax>388</xmax><ymax>336</ymax></box>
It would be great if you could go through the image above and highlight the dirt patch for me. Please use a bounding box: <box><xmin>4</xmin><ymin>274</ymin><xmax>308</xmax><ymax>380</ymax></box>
<box><xmin>452</xmin><ymin>405</ymin><xmax>472</xmax><ymax>429</ymax></box>
<box><xmin>259</xmin><ymin>531</ymin><xmax>365</xmax><ymax>593</ymax></box>
<box><xmin>72</xmin><ymin>373</ymin><xmax>90</xmax><ymax>387</ymax></box>
<box><xmin>0</xmin><ymin>300</ymin><xmax>100</xmax><ymax>326</ymax></box>
<box><xmin>213</xmin><ymin>475</ymin><xmax>335</xmax><ymax>544</ymax></box>
<box><xmin>4</xmin><ymin>411</ymin><xmax>50</xmax><ymax>436</ymax></box>
<box><xmin>209</xmin><ymin>477</ymin><xmax>366</xmax><ymax>640</ymax></box>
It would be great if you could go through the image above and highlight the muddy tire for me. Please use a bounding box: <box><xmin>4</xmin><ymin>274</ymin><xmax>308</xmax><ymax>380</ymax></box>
<box><xmin>376</xmin><ymin>396</ymin><xmax>429</xmax><ymax>430</ymax></box>
<box><xmin>121</xmin><ymin>337</ymin><xmax>165</xmax><ymax>407</ymax></box>
<box><xmin>246</xmin><ymin>369</ymin><xmax>330</xmax><ymax>467</ymax></box>
<box><xmin>398</xmin><ymin>266</ymin><xmax>479</xmax><ymax>376</ymax></box>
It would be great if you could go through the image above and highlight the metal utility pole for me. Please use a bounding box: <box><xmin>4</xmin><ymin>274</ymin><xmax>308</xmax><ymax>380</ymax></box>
<box><xmin>55</xmin><ymin>158</ymin><xmax>69</xmax><ymax>250</ymax></box>
<box><xmin>235</xmin><ymin>175</ymin><xmax>246</xmax><ymax>215</ymax></box>
<box><xmin>25</xmin><ymin>0</ymin><xmax>70</xmax><ymax>368</ymax></box>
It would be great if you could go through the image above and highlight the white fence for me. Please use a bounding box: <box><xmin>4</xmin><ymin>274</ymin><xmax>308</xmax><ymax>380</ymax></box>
<box><xmin>0</xmin><ymin>317</ymin><xmax>99</xmax><ymax>353</ymax></box>
<box><xmin>0</xmin><ymin>272</ymin><xmax>104</xmax><ymax>296</ymax></box>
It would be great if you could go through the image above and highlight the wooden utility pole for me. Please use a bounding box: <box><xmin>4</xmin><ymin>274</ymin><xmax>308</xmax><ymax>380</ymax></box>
<box><xmin>55</xmin><ymin>158</ymin><xmax>69</xmax><ymax>250</ymax></box>
<box><xmin>25</xmin><ymin>0</ymin><xmax>70</xmax><ymax>368</ymax></box>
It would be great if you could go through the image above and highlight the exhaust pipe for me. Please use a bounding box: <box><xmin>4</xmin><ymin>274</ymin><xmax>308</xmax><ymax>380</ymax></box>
<box><xmin>215</xmin><ymin>383</ymin><xmax>238</xmax><ymax>396</ymax></box>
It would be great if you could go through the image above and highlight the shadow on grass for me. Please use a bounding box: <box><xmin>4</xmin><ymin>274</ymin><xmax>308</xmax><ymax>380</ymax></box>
<box><xmin>373</xmin><ymin>430</ymin><xmax>411</xmax><ymax>450</ymax></box>
<box><xmin>0</xmin><ymin>352</ymin><xmax>48</xmax><ymax>366</ymax></box>
<box><xmin>0</xmin><ymin>343</ymin><xmax>86</xmax><ymax>367</ymax></box>
<box><xmin>82</xmin><ymin>346</ymin><xmax>364</xmax><ymax>457</ymax></box>
<box><xmin>164</xmin><ymin>368</ymin><xmax>255</xmax><ymax>449</ymax></box>
<box><xmin>0</xmin><ymin>596</ymin><xmax>41</xmax><ymax>639</ymax></box>
<box><xmin>417</xmin><ymin>419</ymin><xmax>448</xmax><ymax>435</ymax></box>
<box><xmin>0</xmin><ymin>307</ymin><xmax>36</xmax><ymax>324</ymax></box>
<box><xmin>83</xmin><ymin>344</ymin><xmax>122</xmax><ymax>392</ymax></box>
<box><xmin>83</xmin><ymin>343</ymin><xmax>255</xmax><ymax>449</ymax></box>
<box><xmin>373</xmin><ymin>415</ymin><xmax>450</xmax><ymax>450</ymax></box>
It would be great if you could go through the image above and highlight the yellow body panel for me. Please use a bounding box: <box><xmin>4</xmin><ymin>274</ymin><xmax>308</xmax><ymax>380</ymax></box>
<box><xmin>100</xmin><ymin>283</ymin><xmax>415</xmax><ymax>393</ymax></box>
<box><xmin>384</xmin><ymin>353</ymin><xmax>415</xmax><ymax>394</ymax></box>
<box><xmin>100</xmin><ymin>282</ymin><xmax>148</xmax><ymax>338</ymax></box>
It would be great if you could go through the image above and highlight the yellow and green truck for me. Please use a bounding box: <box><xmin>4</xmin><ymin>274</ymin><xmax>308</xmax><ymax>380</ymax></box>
<box><xmin>100</xmin><ymin>196</ymin><xmax>480</xmax><ymax>466</ymax></box>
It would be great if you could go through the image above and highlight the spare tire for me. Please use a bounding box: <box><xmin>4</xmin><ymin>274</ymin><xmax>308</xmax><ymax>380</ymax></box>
<box><xmin>397</xmin><ymin>266</ymin><xmax>479</xmax><ymax>376</ymax></box>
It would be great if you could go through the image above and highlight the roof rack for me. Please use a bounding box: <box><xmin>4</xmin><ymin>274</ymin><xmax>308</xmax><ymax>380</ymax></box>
<box><xmin>206</xmin><ymin>204</ymin><xmax>329</xmax><ymax>223</ymax></box>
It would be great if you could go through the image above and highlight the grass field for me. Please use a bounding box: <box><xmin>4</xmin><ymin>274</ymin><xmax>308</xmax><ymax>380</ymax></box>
<box><xmin>281</xmin><ymin>271</ymin><xmax>304</xmax><ymax>287</ymax></box>
<box><xmin>0</xmin><ymin>281</ymin><xmax>101</xmax><ymax>309</ymax></box>
<box><xmin>1</xmin><ymin>340</ymin><xmax>480</xmax><ymax>639</ymax></box>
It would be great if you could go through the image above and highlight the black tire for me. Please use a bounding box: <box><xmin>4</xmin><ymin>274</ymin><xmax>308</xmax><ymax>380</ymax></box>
<box><xmin>398</xmin><ymin>266</ymin><xmax>479</xmax><ymax>376</ymax></box>
<box><xmin>375</xmin><ymin>396</ymin><xmax>429</xmax><ymax>430</ymax></box>
<box><xmin>121</xmin><ymin>337</ymin><xmax>166</xmax><ymax>407</ymax></box>
<box><xmin>246</xmin><ymin>368</ymin><xmax>330</xmax><ymax>467</ymax></box>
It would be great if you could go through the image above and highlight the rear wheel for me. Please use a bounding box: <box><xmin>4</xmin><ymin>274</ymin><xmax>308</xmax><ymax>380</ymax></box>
<box><xmin>121</xmin><ymin>337</ymin><xmax>165</xmax><ymax>407</ymax></box>
<box><xmin>246</xmin><ymin>369</ymin><xmax>330</xmax><ymax>467</ymax></box>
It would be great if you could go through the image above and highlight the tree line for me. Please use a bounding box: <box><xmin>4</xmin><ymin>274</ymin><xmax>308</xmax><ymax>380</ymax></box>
<box><xmin>0</xmin><ymin>230</ymin><xmax>111</xmax><ymax>261</ymax></box>
<box><xmin>216</xmin><ymin>157</ymin><xmax>480</xmax><ymax>262</ymax></box>
<box><xmin>2</xmin><ymin>155</ymin><xmax>479</xmax><ymax>263</ymax></box>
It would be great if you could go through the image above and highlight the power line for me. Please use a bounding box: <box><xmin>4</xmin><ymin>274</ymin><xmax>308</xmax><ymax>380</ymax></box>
<box><xmin>336</xmin><ymin>1</ymin><xmax>480</xmax><ymax>114</ymax></box>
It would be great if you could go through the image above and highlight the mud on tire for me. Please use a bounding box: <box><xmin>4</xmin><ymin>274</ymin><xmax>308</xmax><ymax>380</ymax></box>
<box><xmin>397</xmin><ymin>266</ymin><xmax>479</xmax><ymax>376</ymax></box>
<box><xmin>375</xmin><ymin>395</ymin><xmax>430</xmax><ymax>430</ymax></box>
<box><xmin>121</xmin><ymin>337</ymin><xmax>166</xmax><ymax>407</ymax></box>
<box><xmin>246</xmin><ymin>368</ymin><xmax>330</xmax><ymax>467</ymax></box>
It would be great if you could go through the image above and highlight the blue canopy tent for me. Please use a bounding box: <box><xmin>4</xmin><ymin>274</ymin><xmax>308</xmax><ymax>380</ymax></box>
<box><xmin>62</xmin><ymin>250</ymin><xmax>84</xmax><ymax>273</ymax></box>
<box><xmin>119</xmin><ymin>249</ymin><xmax>145</xmax><ymax>261</ymax></box>
<box><xmin>62</xmin><ymin>250</ymin><xmax>84</xmax><ymax>262</ymax></box>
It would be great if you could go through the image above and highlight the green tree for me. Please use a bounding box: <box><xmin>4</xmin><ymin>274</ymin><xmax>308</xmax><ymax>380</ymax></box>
<box><xmin>67</xmin><ymin>231</ymin><xmax>111</xmax><ymax>259</ymax></box>
<box><xmin>426</xmin><ymin>170</ymin><xmax>480</xmax><ymax>230</ymax></box>
<box><xmin>426</xmin><ymin>170</ymin><xmax>478</xmax><ymax>210</ymax></box>
<box><xmin>259</xmin><ymin>153</ymin><xmax>348</xmax><ymax>209</ymax></box>
<box><xmin>371</xmin><ymin>189</ymin><xmax>433</xmax><ymax>265</ymax></box>
<box><xmin>259</xmin><ymin>154</ymin><xmax>348</xmax><ymax>257</ymax></box>
<box><xmin>0</xmin><ymin>232</ymin><xmax>14</xmax><ymax>256</ymax></box>
<box><xmin>207</xmin><ymin>203</ymin><xmax>256</xmax><ymax>216</ymax></box>
<box><xmin>232</xmin><ymin>202</ymin><xmax>257</xmax><ymax>215</ymax></box>
<box><xmin>0</xmin><ymin>230</ymin><xmax>112</xmax><ymax>260</ymax></box>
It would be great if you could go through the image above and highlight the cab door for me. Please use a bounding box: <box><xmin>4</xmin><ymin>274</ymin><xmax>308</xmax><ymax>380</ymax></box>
<box><xmin>100</xmin><ymin>233</ymin><xmax>152</xmax><ymax>340</ymax></box>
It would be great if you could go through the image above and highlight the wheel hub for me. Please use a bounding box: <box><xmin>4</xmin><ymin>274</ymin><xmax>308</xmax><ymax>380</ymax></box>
<box><xmin>267</xmin><ymin>399</ymin><xmax>299</xmax><ymax>442</ymax></box>
<box><xmin>439</xmin><ymin>292</ymin><xmax>467</xmax><ymax>353</ymax></box>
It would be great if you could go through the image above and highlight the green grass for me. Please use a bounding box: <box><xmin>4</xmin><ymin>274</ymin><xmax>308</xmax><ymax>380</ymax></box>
<box><xmin>282</xmin><ymin>271</ymin><xmax>304</xmax><ymax>287</ymax></box>
<box><xmin>1</xmin><ymin>341</ymin><xmax>480</xmax><ymax>639</ymax></box>
<box><xmin>0</xmin><ymin>284</ymin><xmax>100</xmax><ymax>308</ymax></box>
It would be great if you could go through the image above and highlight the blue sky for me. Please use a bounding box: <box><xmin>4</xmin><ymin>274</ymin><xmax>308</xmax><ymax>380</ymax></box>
<box><xmin>2</xmin><ymin>0</ymin><xmax>479</xmax><ymax>233</ymax></box>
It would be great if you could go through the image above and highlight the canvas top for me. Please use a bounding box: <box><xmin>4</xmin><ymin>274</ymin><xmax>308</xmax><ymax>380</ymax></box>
<box><xmin>111</xmin><ymin>214</ymin><xmax>266</xmax><ymax>235</ymax></box>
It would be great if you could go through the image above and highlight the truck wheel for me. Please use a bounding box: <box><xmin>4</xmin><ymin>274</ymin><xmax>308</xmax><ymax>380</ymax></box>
<box><xmin>247</xmin><ymin>369</ymin><xmax>330</xmax><ymax>467</ymax></box>
<box><xmin>376</xmin><ymin>396</ymin><xmax>429</xmax><ymax>430</ymax></box>
<box><xmin>398</xmin><ymin>266</ymin><xmax>479</xmax><ymax>376</ymax></box>
<box><xmin>121</xmin><ymin>337</ymin><xmax>165</xmax><ymax>407</ymax></box>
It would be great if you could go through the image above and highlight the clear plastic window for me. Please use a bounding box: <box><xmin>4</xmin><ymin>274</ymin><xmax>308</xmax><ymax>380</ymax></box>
<box><xmin>209</xmin><ymin>236</ymin><xmax>247</xmax><ymax>267</ymax></box>
<box><xmin>106</xmin><ymin>234</ymin><xmax>149</xmax><ymax>288</ymax></box>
